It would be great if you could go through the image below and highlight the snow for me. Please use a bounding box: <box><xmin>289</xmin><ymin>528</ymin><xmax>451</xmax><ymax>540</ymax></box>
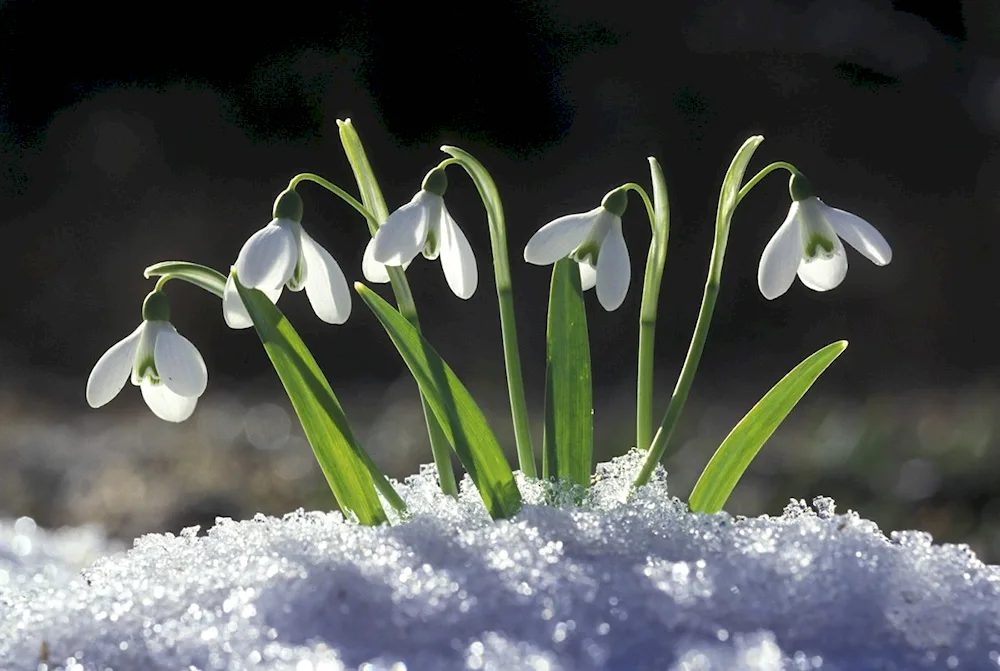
<box><xmin>2</xmin><ymin>449</ymin><xmax>999</xmax><ymax>671</ymax></box>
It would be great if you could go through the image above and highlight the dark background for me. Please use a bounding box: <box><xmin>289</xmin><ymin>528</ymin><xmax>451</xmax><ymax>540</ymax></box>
<box><xmin>2</xmin><ymin>1</ymin><xmax>999</xmax><ymax>559</ymax></box>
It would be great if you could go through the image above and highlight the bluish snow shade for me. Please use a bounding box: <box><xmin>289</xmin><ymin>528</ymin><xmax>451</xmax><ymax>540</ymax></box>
<box><xmin>2</xmin><ymin>450</ymin><xmax>999</xmax><ymax>671</ymax></box>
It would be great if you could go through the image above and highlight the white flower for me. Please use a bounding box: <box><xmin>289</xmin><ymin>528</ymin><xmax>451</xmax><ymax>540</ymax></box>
<box><xmin>368</xmin><ymin>169</ymin><xmax>477</xmax><ymax>300</ymax></box>
<box><xmin>757</xmin><ymin>193</ymin><xmax>892</xmax><ymax>301</ymax></box>
<box><xmin>522</xmin><ymin>189</ymin><xmax>630</xmax><ymax>311</ymax></box>
<box><xmin>223</xmin><ymin>188</ymin><xmax>352</xmax><ymax>328</ymax></box>
<box><xmin>86</xmin><ymin>307</ymin><xmax>208</xmax><ymax>423</ymax></box>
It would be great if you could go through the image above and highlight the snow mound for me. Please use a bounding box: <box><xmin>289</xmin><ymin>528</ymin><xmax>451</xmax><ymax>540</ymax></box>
<box><xmin>2</xmin><ymin>450</ymin><xmax>999</xmax><ymax>670</ymax></box>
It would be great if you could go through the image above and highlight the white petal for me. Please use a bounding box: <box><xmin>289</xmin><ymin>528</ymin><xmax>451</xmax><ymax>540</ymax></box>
<box><xmin>223</xmin><ymin>273</ymin><xmax>283</xmax><ymax>330</ymax></box>
<box><xmin>436</xmin><ymin>203</ymin><xmax>478</xmax><ymax>299</ymax></box>
<box><xmin>822</xmin><ymin>202</ymin><xmax>892</xmax><ymax>266</ymax></box>
<box><xmin>234</xmin><ymin>220</ymin><xmax>298</xmax><ymax>289</ymax></box>
<box><xmin>595</xmin><ymin>220</ymin><xmax>630</xmax><ymax>311</ymax></box>
<box><xmin>300</xmin><ymin>230</ymin><xmax>352</xmax><ymax>324</ymax></box>
<box><xmin>757</xmin><ymin>207</ymin><xmax>803</xmax><ymax>300</ymax></box>
<box><xmin>141</xmin><ymin>381</ymin><xmax>198</xmax><ymax>422</ymax></box>
<box><xmin>371</xmin><ymin>191</ymin><xmax>432</xmax><ymax>266</ymax></box>
<box><xmin>362</xmin><ymin>238</ymin><xmax>392</xmax><ymax>283</ymax></box>
<box><xmin>153</xmin><ymin>323</ymin><xmax>207</xmax><ymax>398</ymax></box>
<box><xmin>86</xmin><ymin>323</ymin><xmax>143</xmax><ymax>408</ymax></box>
<box><xmin>797</xmin><ymin>235</ymin><xmax>848</xmax><ymax>291</ymax></box>
<box><xmin>578</xmin><ymin>259</ymin><xmax>597</xmax><ymax>291</ymax></box>
<box><xmin>523</xmin><ymin>208</ymin><xmax>603</xmax><ymax>265</ymax></box>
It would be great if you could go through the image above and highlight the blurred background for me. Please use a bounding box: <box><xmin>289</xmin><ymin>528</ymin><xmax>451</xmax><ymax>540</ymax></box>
<box><xmin>2</xmin><ymin>0</ymin><xmax>999</xmax><ymax>560</ymax></box>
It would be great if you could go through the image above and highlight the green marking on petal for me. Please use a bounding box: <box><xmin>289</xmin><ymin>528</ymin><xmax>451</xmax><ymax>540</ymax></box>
<box><xmin>803</xmin><ymin>233</ymin><xmax>835</xmax><ymax>259</ymax></box>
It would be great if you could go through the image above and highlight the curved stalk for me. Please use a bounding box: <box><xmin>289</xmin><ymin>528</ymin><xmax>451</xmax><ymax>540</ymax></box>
<box><xmin>623</xmin><ymin>168</ymin><xmax>668</xmax><ymax>451</ymax></box>
<box><xmin>437</xmin><ymin>147</ymin><xmax>536</xmax><ymax>478</ymax></box>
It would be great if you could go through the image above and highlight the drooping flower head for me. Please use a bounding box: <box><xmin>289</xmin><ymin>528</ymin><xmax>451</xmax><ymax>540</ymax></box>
<box><xmin>368</xmin><ymin>168</ymin><xmax>478</xmax><ymax>299</ymax></box>
<box><xmin>757</xmin><ymin>172</ymin><xmax>892</xmax><ymax>300</ymax></box>
<box><xmin>223</xmin><ymin>188</ymin><xmax>352</xmax><ymax>328</ymax></box>
<box><xmin>523</xmin><ymin>187</ymin><xmax>631</xmax><ymax>311</ymax></box>
<box><xmin>86</xmin><ymin>290</ymin><xmax>208</xmax><ymax>422</ymax></box>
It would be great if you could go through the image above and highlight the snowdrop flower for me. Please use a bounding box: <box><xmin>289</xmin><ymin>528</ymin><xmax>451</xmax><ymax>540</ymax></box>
<box><xmin>86</xmin><ymin>291</ymin><xmax>207</xmax><ymax>423</ymax></box>
<box><xmin>223</xmin><ymin>188</ymin><xmax>352</xmax><ymax>328</ymax></box>
<box><xmin>368</xmin><ymin>168</ymin><xmax>477</xmax><ymax>299</ymax></box>
<box><xmin>523</xmin><ymin>187</ymin><xmax>630</xmax><ymax>311</ymax></box>
<box><xmin>757</xmin><ymin>172</ymin><xmax>892</xmax><ymax>300</ymax></box>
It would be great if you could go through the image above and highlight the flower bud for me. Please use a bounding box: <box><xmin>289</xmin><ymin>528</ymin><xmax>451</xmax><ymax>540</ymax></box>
<box><xmin>788</xmin><ymin>172</ymin><xmax>814</xmax><ymax>202</ymax></box>
<box><xmin>601</xmin><ymin>187</ymin><xmax>628</xmax><ymax>217</ymax></box>
<box><xmin>421</xmin><ymin>167</ymin><xmax>448</xmax><ymax>196</ymax></box>
<box><xmin>141</xmin><ymin>290</ymin><xmax>171</xmax><ymax>322</ymax></box>
<box><xmin>273</xmin><ymin>188</ymin><xmax>304</xmax><ymax>222</ymax></box>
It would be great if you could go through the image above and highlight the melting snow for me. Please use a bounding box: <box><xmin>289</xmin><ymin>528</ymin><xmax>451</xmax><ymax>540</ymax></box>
<box><xmin>2</xmin><ymin>450</ymin><xmax>999</xmax><ymax>670</ymax></box>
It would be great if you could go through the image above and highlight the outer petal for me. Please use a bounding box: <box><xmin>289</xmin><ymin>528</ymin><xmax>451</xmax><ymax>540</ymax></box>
<box><xmin>757</xmin><ymin>207</ymin><xmax>803</xmax><ymax>300</ymax></box>
<box><xmin>595</xmin><ymin>219</ymin><xmax>630</xmax><ymax>311</ymax></box>
<box><xmin>578</xmin><ymin>260</ymin><xmax>597</xmax><ymax>291</ymax></box>
<box><xmin>86</xmin><ymin>323</ymin><xmax>143</xmax><ymax>408</ymax></box>
<box><xmin>362</xmin><ymin>238</ymin><xmax>391</xmax><ymax>283</ymax></box>
<box><xmin>797</xmin><ymin>234</ymin><xmax>848</xmax><ymax>291</ymax></box>
<box><xmin>436</xmin><ymin>204</ymin><xmax>478</xmax><ymax>299</ymax></box>
<box><xmin>153</xmin><ymin>323</ymin><xmax>207</xmax><ymax>398</ymax></box>
<box><xmin>300</xmin><ymin>230</ymin><xmax>352</xmax><ymax>324</ymax></box>
<box><xmin>523</xmin><ymin>208</ymin><xmax>602</xmax><ymax>265</ymax></box>
<box><xmin>371</xmin><ymin>191</ymin><xmax>432</xmax><ymax>266</ymax></box>
<box><xmin>822</xmin><ymin>202</ymin><xmax>892</xmax><ymax>266</ymax></box>
<box><xmin>223</xmin><ymin>273</ymin><xmax>283</xmax><ymax>329</ymax></box>
<box><xmin>234</xmin><ymin>219</ymin><xmax>298</xmax><ymax>289</ymax></box>
<box><xmin>141</xmin><ymin>381</ymin><xmax>198</xmax><ymax>423</ymax></box>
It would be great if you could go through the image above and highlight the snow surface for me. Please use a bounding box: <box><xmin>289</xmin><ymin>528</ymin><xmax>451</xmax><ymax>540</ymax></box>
<box><xmin>2</xmin><ymin>449</ymin><xmax>1000</xmax><ymax>671</ymax></box>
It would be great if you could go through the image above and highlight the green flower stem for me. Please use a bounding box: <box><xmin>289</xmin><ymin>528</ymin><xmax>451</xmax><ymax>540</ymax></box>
<box><xmin>736</xmin><ymin>161</ymin><xmax>798</xmax><ymax>205</ymax></box>
<box><xmin>144</xmin><ymin>261</ymin><xmax>227</xmax><ymax>298</ymax></box>
<box><xmin>436</xmin><ymin>149</ymin><xmax>536</xmax><ymax>478</ymax></box>
<box><xmin>337</xmin><ymin>120</ymin><xmax>458</xmax><ymax>498</ymax></box>
<box><xmin>634</xmin><ymin>137</ymin><xmax>764</xmax><ymax>488</ymax></box>
<box><xmin>622</xmin><ymin>170</ymin><xmax>667</xmax><ymax>452</ymax></box>
<box><xmin>287</xmin><ymin>173</ymin><xmax>378</xmax><ymax>231</ymax></box>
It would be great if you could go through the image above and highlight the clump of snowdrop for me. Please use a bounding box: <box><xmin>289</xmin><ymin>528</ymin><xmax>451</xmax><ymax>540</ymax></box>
<box><xmin>89</xmin><ymin>121</ymin><xmax>894</xmax><ymax>530</ymax></box>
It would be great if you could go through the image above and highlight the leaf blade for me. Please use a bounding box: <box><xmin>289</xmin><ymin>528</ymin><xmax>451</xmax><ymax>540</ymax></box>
<box><xmin>542</xmin><ymin>259</ymin><xmax>593</xmax><ymax>487</ymax></box>
<box><xmin>356</xmin><ymin>282</ymin><xmax>522</xmax><ymax>519</ymax></box>
<box><xmin>688</xmin><ymin>340</ymin><xmax>848</xmax><ymax>514</ymax></box>
<box><xmin>234</xmin><ymin>277</ymin><xmax>389</xmax><ymax>526</ymax></box>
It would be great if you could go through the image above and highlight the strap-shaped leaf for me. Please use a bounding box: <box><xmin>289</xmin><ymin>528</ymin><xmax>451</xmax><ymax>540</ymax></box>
<box><xmin>542</xmin><ymin>259</ymin><xmax>592</xmax><ymax>487</ymax></box>
<box><xmin>356</xmin><ymin>282</ymin><xmax>522</xmax><ymax>520</ymax></box>
<box><xmin>234</xmin><ymin>276</ymin><xmax>390</xmax><ymax>526</ymax></box>
<box><xmin>688</xmin><ymin>340</ymin><xmax>848</xmax><ymax>513</ymax></box>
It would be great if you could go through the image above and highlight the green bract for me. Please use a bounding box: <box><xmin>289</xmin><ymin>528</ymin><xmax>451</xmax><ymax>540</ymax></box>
<box><xmin>88</xmin><ymin>122</ymin><xmax>893</xmax><ymax>526</ymax></box>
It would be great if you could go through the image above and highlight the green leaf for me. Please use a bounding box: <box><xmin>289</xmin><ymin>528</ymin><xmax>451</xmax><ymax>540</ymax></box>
<box><xmin>234</xmin><ymin>275</ymin><xmax>391</xmax><ymax>526</ymax></box>
<box><xmin>144</xmin><ymin>261</ymin><xmax>227</xmax><ymax>298</ymax></box>
<box><xmin>542</xmin><ymin>258</ymin><xmax>593</xmax><ymax>487</ymax></box>
<box><xmin>688</xmin><ymin>340</ymin><xmax>848</xmax><ymax>514</ymax></box>
<box><xmin>717</xmin><ymin>136</ymin><xmax>764</xmax><ymax>236</ymax></box>
<box><xmin>337</xmin><ymin>119</ymin><xmax>390</xmax><ymax>231</ymax></box>
<box><xmin>356</xmin><ymin>282</ymin><xmax>522</xmax><ymax>520</ymax></box>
